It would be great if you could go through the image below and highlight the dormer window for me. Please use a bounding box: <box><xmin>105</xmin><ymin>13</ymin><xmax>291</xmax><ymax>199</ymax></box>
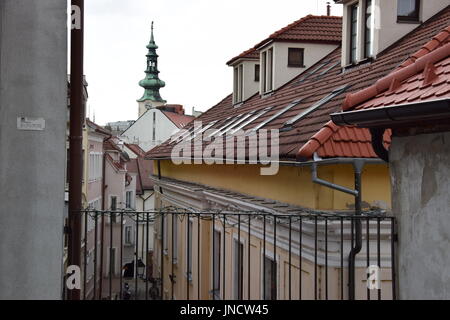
<box><xmin>254</xmin><ymin>64</ymin><xmax>260</xmax><ymax>82</ymax></box>
<box><xmin>233</xmin><ymin>64</ymin><xmax>244</xmax><ymax>104</ymax></box>
<box><xmin>349</xmin><ymin>3</ymin><xmax>358</xmax><ymax>64</ymax></box>
<box><xmin>364</xmin><ymin>0</ymin><xmax>373</xmax><ymax>58</ymax></box>
<box><xmin>261</xmin><ymin>48</ymin><xmax>274</xmax><ymax>94</ymax></box>
<box><xmin>397</xmin><ymin>0</ymin><xmax>420</xmax><ymax>22</ymax></box>
<box><xmin>288</xmin><ymin>48</ymin><xmax>305</xmax><ymax>68</ymax></box>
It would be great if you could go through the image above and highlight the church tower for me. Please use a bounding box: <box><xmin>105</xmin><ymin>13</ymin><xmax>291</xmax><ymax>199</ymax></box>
<box><xmin>137</xmin><ymin>22</ymin><xmax>166</xmax><ymax>117</ymax></box>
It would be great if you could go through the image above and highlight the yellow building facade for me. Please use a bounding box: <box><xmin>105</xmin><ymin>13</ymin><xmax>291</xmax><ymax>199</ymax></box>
<box><xmin>150</xmin><ymin>161</ymin><xmax>394</xmax><ymax>300</ymax></box>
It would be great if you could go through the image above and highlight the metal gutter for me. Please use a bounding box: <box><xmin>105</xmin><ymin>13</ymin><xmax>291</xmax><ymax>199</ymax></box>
<box><xmin>331</xmin><ymin>98</ymin><xmax>450</xmax><ymax>128</ymax></box>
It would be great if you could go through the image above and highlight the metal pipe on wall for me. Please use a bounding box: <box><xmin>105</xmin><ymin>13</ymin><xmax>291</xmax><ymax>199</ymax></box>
<box><xmin>67</xmin><ymin>0</ymin><xmax>84</xmax><ymax>301</ymax></box>
<box><xmin>309</xmin><ymin>156</ymin><xmax>368</xmax><ymax>300</ymax></box>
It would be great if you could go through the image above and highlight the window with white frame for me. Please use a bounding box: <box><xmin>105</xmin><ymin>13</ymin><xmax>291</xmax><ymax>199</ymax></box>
<box><xmin>125</xmin><ymin>226</ymin><xmax>133</xmax><ymax>245</ymax></box>
<box><xmin>126</xmin><ymin>191</ymin><xmax>133</xmax><ymax>209</ymax></box>
<box><xmin>87</xmin><ymin>199</ymin><xmax>101</xmax><ymax>233</ymax></box>
<box><xmin>261</xmin><ymin>47</ymin><xmax>274</xmax><ymax>94</ymax></box>
<box><xmin>88</xmin><ymin>152</ymin><xmax>103</xmax><ymax>182</ymax></box>
<box><xmin>349</xmin><ymin>2</ymin><xmax>359</xmax><ymax>64</ymax></box>
<box><xmin>262</xmin><ymin>48</ymin><xmax>274</xmax><ymax>93</ymax></box>
<box><xmin>364</xmin><ymin>0</ymin><xmax>374</xmax><ymax>58</ymax></box>
<box><xmin>233</xmin><ymin>64</ymin><xmax>244</xmax><ymax>104</ymax></box>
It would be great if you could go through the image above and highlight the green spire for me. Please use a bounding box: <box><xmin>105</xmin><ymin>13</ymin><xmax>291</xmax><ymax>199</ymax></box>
<box><xmin>138</xmin><ymin>21</ymin><xmax>166</xmax><ymax>103</ymax></box>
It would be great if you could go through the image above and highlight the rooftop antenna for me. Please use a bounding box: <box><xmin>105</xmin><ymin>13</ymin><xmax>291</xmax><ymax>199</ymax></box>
<box><xmin>327</xmin><ymin>2</ymin><xmax>331</xmax><ymax>16</ymax></box>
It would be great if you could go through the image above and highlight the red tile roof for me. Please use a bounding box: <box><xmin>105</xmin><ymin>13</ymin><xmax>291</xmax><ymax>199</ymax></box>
<box><xmin>254</xmin><ymin>15</ymin><xmax>342</xmax><ymax>49</ymax></box>
<box><xmin>103</xmin><ymin>139</ymin><xmax>122</xmax><ymax>153</ymax></box>
<box><xmin>127</xmin><ymin>158</ymin><xmax>154</xmax><ymax>195</ymax></box>
<box><xmin>341</xmin><ymin>27</ymin><xmax>450</xmax><ymax>112</ymax></box>
<box><xmin>86</xmin><ymin>119</ymin><xmax>111</xmax><ymax>136</ymax></box>
<box><xmin>227</xmin><ymin>47</ymin><xmax>259</xmax><ymax>66</ymax></box>
<box><xmin>147</xmin><ymin>7</ymin><xmax>450</xmax><ymax>162</ymax></box>
<box><xmin>227</xmin><ymin>15</ymin><xmax>342</xmax><ymax>65</ymax></box>
<box><xmin>298</xmin><ymin>121</ymin><xmax>391</xmax><ymax>160</ymax></box>
<box><xmin>162</xmin><ymin>111</ymin><xmax>195</xmax><ymax>129</ymax></box>
<box><xmin>125</xmin><ymin>143</ymin><xmax>146</xmax><ymax>158</ymax></box>
<box><xmin>105</xmin><ymin>153</ymin><xmax>126</xmax><ymax>171</ymax></box>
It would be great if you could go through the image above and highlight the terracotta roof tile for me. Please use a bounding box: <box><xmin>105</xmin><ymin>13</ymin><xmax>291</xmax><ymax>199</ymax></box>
<box><xmin>125</xmin><ymin>143</ymin><xmax>146</xmax><ymax>157</ymax></box>
<box><xmin>228</xmin><ymin>15</ymin><xmax>342</xmax><ymax>65</ymax></box>
<box><xmin>342</xmin><ymin>25</ymin><xmax>450</xmax><ymax>112</ymax></box>
<box><xmin>147</xmin><ymin>7</ymin><xmax>450</xmax><ymax>162</ymax></box>
<box><xmin>227</xmin><ymin>47</ymin><xmax>259</xmax><ymax>65</ymax></box>
<box><xmin>162</xmin><ymin>111</ymin><xmax>195</xmax><ymax>129</ymax></box>
<box><xmin>255</xmin><ymin>15</ymin><xmax>343</xmax><ymax>48</ymax></box>
<box><xmin>128</xmin><ymin>158</ymin><xmax>154</xmax><ymax>195</ymax></box>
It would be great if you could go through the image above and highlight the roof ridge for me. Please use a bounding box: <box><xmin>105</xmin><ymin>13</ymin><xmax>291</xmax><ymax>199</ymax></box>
<box><xmin>342</xmin><ymin>27</ymin><xmax>450</xmax><ymax>111</ymax></box>
<box><xmin>255</xmin><ymin>14</ymin><xmax>342</xmax><ymax>49</ymax></box>
<box><xmin>269</xmin><ymin>14</ymin><xmax>342</xmax><ymax>38</ymax></box>
<box><xmin>399</xmin><ymin>26</ymin><xmax>450</xmax><ymax>68</ymax></box>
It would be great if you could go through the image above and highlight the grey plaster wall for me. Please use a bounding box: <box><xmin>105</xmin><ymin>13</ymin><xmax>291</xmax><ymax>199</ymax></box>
<box><xmin>390</xmin><ymin>131</ymin><xmax>450</xmax><ymax>299</ymax></box>
<box><xmin>0</xmin><ymin>0</ymin><xmax>67</xmax><ymax>299</ymax></box>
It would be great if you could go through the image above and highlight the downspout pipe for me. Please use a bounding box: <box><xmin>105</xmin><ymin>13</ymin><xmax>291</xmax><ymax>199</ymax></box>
<box><xmin>67</xmin><ymin>0</ymin><xmax>84</xmax><ymax>301</ymax></box>
<box><xmin>311</xmin><ymin>163</ymin><xmax>358</xmax><ymax>197</ymax></box>
<box><xmin>99</xmin><ymin>145</ymin><xmax>108</xmax><ymax>299</ymax></box>
<box><xmin>348</xmin><ymin>160</ymin><xmax>364</xmax><ymax>300</ymax></box>
<box><xmin>310</xmin><ymin>157</ymin><xmax>365</xmax><ymax>300</ymax></box>
<box><xmin>370</xmin><ymin>128</ymin><xmax>389</xmax><ymax>163</ymax></box>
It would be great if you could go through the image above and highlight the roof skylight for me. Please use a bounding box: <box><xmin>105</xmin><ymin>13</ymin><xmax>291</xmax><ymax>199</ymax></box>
<box><xmin>283</xmin><ymin>84</ymin><xmax>351</xmax><ymax>129</ymax></box>
<box><xmin>188</xmin><ymin>120</ymin><xmax>218</xmax><ymax>141</ymax></box>
<box><xmin>229</xmin><ymin>107</ymin><xmax>273</xmax><ymax>135</ymax></box>
<box><xmin>249</xmin><ymin>99</ymin><xmax>303</xmax><ymax>133</ymax></box>
<box><xmin>295</xmin><ymin>61</ymin><xmax>331</xmax><ymax>84</ymax></box>
<box><xmin>318</xmin><ymin>61</ymin><xmax>340</xmax><ymax>78</ymax></box>
<box><xmin>219</xmin><ymin>111</ymin><xmax>257</xmax><ymax>136</ymax></box>
<box><xmin>206</xmin><ymin>115</ymin><xmax>243</xmax><ymax>138</ymax></box>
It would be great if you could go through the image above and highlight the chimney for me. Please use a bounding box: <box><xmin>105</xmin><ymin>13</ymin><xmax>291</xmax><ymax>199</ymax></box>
<box><xmin>326</xmin><ymin>2</ymin><xmax>331</xmax><ymax>16</ymax></box>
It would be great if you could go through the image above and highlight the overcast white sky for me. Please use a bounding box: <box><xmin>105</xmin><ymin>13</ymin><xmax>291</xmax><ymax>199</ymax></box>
<box><xmin>84</xmin><ymin>0</ymin><xmax>343</xmax><ymax>125</ymax></box>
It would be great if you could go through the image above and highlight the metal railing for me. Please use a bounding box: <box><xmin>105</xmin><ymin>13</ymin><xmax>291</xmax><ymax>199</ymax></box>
<box><xmin>68</xmin><ymin>208</ymin><xmax>397</xmax><ymax>300</ymax></box>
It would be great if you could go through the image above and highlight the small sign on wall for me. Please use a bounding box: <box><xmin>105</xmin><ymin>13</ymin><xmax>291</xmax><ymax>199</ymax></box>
<box><xmin>17</xmin><ymin>117</ymin><xmax>46</xmax><ymax>131</ymax></box>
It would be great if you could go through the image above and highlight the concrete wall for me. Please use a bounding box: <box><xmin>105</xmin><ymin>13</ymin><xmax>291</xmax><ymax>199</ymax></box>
<box><xmin>0</xmin><ymin>0</ymin><xmax>67</xmax><ymax>299</ymax></box>
<box><xmin>390</xmin><ymin>131</ymin><xmax>450</xmax><ymax>299</ymax></box>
